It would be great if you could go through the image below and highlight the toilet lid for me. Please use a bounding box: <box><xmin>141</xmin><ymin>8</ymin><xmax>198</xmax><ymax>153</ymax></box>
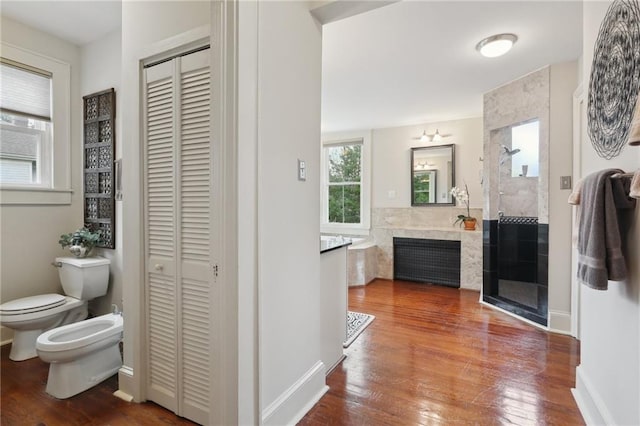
<box><xmin>0</xmin><ymin>294</ymin><xmax>66</xmax><ymax>315</ymax></box>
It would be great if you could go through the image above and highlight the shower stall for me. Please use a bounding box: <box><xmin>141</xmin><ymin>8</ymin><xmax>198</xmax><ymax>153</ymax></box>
<box><xmin>482</xmin><ymin>67</ymin><xmax>550</xmax><ymax>327</ymax></box>
<box><xmin>484</xmin><ymin>120</ymin><xmax>548</xmax><ymax>326</ymax></box>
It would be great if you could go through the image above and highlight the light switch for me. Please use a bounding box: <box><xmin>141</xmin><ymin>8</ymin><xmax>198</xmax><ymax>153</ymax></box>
<box><xmin>298</xmin><ymin>159</ymin><xmax>306</xmax><ymax>181</ymax></box>
<box><xmin>560</xmin><ymin>176</ymin><xmax>572</xmax><ymax>190</ymax></box>
<box><xmin>388</xmin><ymin>190</ymin><xmax>396</xmax><ymax>199</ymax></box>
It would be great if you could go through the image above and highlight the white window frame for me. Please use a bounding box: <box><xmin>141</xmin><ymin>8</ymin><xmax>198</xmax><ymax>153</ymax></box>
<box><xmin>1</xmin><ymin>42</ymin><xmax>72</xmax><ymax>205</ymax></box>
<box><xmin>321</xmin><ymin>130</ymin><xmax>371</xmax><ymax>235</ymax></box>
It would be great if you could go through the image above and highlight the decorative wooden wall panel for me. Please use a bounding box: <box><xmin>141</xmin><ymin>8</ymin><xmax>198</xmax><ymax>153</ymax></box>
<box><xmin>83</xmin><ymin>88</ymin><xmax>115</xmax><ymax>249</ymax></box>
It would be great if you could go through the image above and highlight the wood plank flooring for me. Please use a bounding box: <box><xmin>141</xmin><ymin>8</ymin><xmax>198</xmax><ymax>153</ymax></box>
<box><xmin>299</xmin><ymin>280</ymin><xmax>584</xmax><ymax>426</ymax></box>
<box><xmin>1</xmin><ymin>280</ymin><xmax>583</xmax><ymax>425</ymax></box>
<box><xmin>0</xmin><ymin>344</ymin><xmax>195</xmax><ymax>425</ymax></box>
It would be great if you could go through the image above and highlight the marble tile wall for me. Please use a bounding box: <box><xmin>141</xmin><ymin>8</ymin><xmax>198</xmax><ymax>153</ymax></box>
<box><xmin>371</xmin><ymin>207</ymin><xmax>483</xmax><ymax>291</ymax></box>
<box><xmin>483</xmin><ymin>66</ymin><xmax>550</xmax><ymax>223</ymax></box>
<box><xmin>348</xmin><ymin>244</ymin><xmax>378</xmax><ymax>287</ymax></box>
<box><xmin>492</xmin><ymin>126</ymin><xmax>539</xmax><ymax>217</ymax></box>
<box><xmin>372</xmin><ymin>207</ymin><xmax>483</xmax><ymax>229</ymax></box>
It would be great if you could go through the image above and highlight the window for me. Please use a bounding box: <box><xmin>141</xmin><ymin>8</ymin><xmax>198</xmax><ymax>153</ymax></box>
<box><xmin>321</xmin><ymin>131</ymin><xmax>371</xmax><ymax>234</ymax></box>
<box><xmin>0</xmin><ymin>60</ymin><xmax>53</xmax><ymax>186</ymax></box>
<box><xmin>0</xmin><ymin>43</ymin><xmax>71</xmax><ymax>204</ymax></box>
<box><xmin>327</xmin><ymin>142</ymin><xmax>362</xmax><ymax>223</ymax></box>
<box><xmin>511</xmin><ymin>120</ymin><xmax>539</xmax><ymax>178</ymax></box>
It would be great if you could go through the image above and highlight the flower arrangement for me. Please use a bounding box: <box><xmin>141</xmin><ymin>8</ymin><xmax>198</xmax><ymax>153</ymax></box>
<box><xmin>450</xmin><ymin>184</ymin><xmax>476</xmax><ymax>229</ymax></box>
<box><xmin>59</xmin><ymin>226</ymin><xmax>103</xmax><ymax>258</ymax></box>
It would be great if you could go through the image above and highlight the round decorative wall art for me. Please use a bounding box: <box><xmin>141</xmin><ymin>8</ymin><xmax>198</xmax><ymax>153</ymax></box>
<box><xmin>587</xmin><ymin>0</ymin><xmax>640</xmax><ymax>159</ymax></box>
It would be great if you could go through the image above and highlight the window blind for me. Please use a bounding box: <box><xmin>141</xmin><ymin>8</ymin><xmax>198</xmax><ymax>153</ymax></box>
<box><xmin>0</xmin><ymin>59</ymin><xmax>52</xmax><ymax>121</ymax></box>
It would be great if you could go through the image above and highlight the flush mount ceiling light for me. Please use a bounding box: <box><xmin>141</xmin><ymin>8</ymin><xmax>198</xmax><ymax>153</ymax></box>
<box><xmin>476</xmin><ymin>33</ymin><xmax>518</xmax><ymax>58</ymax></box>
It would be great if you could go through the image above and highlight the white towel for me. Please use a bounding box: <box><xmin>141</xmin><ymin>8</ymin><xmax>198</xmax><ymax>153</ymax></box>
<box><xmin>630</xmin><ymin>170</ymin><xmax>640</xmax><ymax>198</ymax></box>
<box><xmin>568</xmin><ymin>178</ymin><xmax>583</xmax><ymax>205</ymax></box>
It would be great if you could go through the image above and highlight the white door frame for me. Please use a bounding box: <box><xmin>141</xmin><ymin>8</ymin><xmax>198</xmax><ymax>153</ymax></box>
<box><xmin>120</xmin><ymin>2</ymin><xmax>241</xmax><ymax>423</ymax></box>
<box><xmin>571</xmin><ymin>84</ymin><xmax>584</xmax><ymax>340</ymax></box>
<box><xmin>210</xmin><ymin>1</ymin><xmax>240</xmax><ymax>424</ymax></box>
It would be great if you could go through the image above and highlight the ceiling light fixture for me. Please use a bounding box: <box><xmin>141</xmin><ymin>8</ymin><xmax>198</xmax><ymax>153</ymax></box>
<box><xmin>476</xmin><ymin>33</ymin><xmax>518</xmax><ymax>58</ymax></box>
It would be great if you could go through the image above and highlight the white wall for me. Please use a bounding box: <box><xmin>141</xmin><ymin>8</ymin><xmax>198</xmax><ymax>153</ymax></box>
<box><xmin>573</xmin><ymin>1</ymin><xmax>640</xmax><ymax>424</ymax></box>
<box><xmin>120</xmin><ymin>0</ymin><xmax>210</xmax><ymax>400</ymax></box>
<box><xmin>238</xmin><ymin>1</ymin><xmax>260</xmax><ymax>423</ymax></box>
<box><xmin>0</xmin><ymin>17</ymin><xmax>83</xmax><ymax>342</ymax></box>
<box><xmin>80</xmin><ymin>28</ymin><xmax>122</xmax><ymax>317</ymax></box>
<box><xmin>548</xmin><ymin>60</ymin><xmax>578</xmax><ymax>332</ymax></box>
<box><xmin>251</xmin><ymin>2</ymin><xmax>326</xmax><ymax>424</ymax></box>
<box><xmin>372</xmin><ymin>118</ymin><xmax>483</xmax><ymax>209</ymax></box>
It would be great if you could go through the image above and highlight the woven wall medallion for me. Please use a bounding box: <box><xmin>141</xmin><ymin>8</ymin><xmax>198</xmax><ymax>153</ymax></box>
<box><xmin>83</xmin><ymin>88</ymin><xmax>116</xmax><ymax>248</ymax></box>
<box><xmin>587</xmin><ymin>0</ymin><xmax>640</xmax><ymax>159</ymax></box>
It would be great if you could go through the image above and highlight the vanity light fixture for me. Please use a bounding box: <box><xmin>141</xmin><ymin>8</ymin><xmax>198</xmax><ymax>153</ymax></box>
<box><xmin>476</xmin><ymin>33</ymin><xmax>518</xmax><ymax>58</ymax></box>
<box><xmin>415</xmin><ymin>129</ymin><xmax>450</xmax><ymax>143</ymax></box>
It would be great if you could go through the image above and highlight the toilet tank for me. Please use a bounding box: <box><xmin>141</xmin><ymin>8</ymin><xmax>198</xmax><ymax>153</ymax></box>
<box><xmin>55</xmin><ymin>257</ymin><xmax>110</xmax><ymax>300</ymax></box>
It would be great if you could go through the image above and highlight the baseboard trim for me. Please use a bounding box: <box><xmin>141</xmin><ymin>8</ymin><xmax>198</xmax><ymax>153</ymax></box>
<box><xmin>548</xmin><ymin>310</ymin><xmax>572</xmax><ymax>335</ymax></box>
<box><xmin>572</xmin><ymin>365</ymin><xmax>611</xmax><ymax>425</ymax></box>
<box><xmin>118</xmin><ymin>365</ymin><xmax>136</xmax><ymax>402</ymax></box>
<box><xmin>326</xmin><ymin>354</ymin><xmax>346</xmax><ymax>376</ymax></box>
<box><xmin>480</xmin><ymin>300</ymin><xmax>548</xmax><ymax>331</ymax></box>
<box><xmin>262</xmin><ymin>360</ymin><xmax>328</xmax><ymax>426</ymax></box>
<box><xmin>113</xmin><ymin>389</ymin><xmax>134</xmax><ymax>402</ymax></box>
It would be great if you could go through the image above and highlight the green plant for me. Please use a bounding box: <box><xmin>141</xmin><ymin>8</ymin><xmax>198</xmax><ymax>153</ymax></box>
<box><xmin>450</xmin><ymin>184</ymin><xmax>474</xmax><ymax>227</ymax></box>
<box><xmin>59</xmin><ymin>227</ymin><xmax>103</xmax><ymax>251</ymax></box>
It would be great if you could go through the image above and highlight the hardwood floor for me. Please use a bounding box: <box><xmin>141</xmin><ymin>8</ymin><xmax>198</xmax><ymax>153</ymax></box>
<box><xmin>299</xmin><ymin>280</ymin><xmax>584</xmax><ymax>426</ymax></box>
<box><xmin>1</xmin><ymin>280</ymin><xmax>583</xmax><ymax>425</ymax></box>
<box><xmin>0</xmin><ymin>345</ymin><xmax>195</xmax><ymax>425</ymax></box>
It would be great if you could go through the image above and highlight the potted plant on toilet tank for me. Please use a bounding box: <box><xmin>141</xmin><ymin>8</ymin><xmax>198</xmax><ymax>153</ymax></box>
<box><xmin>59</xmin><ymin>227</ymin><xmax>102</xmax><ymax>258</ymax></box>
<box><xmin>451</xmin><ymin>184</ymin><xmax>477</xmax><ymax>231</ymax></box>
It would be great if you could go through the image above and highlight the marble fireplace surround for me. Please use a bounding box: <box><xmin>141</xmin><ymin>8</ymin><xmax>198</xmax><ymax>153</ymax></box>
<box><xmin>371</xmin><ymin>208</ymin><xmax>483</xmax><ymax>291</ymax></box>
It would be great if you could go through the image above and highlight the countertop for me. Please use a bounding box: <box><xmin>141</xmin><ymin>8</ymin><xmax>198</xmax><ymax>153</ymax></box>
<box><xmin>320</xmin><ymin>237</ymin><xmax>352</xmax><ymax>254</ymax></box>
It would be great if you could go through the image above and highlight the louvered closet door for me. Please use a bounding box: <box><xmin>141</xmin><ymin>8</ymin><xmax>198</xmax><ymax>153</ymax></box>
<box><xmin>143</xmin><ymin>48</ymin><xmax>212</xmax><ymax>426</ymax></box>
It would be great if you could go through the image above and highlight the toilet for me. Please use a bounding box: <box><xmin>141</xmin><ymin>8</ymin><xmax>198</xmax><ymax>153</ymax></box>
<box><xmin>36</xmin><ymin>312</ymin><xmax>123</xmax><ymax>399</ymax></box>
<box><xmin>0</xmin><ymin>256</ymin><xmax>110</xmax><ymax>361</ymax></box>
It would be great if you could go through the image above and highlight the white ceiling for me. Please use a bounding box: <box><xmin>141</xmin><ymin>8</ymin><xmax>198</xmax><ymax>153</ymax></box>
<box><xmin>1</xmin><ymin>1</ymin><xmax>582</xmax><ymax>134</ymax></box>
<box><xmin>322</xmin><ymin>1</ymin><xmax>583</xmax><ymax>133</ymax></box>
<box><xmin>1</xmin><ymin>1</ymin><xmax>121</xmax><ymax>46</ymax></box>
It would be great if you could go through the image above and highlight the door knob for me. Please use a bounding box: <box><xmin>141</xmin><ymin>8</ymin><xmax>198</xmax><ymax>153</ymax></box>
<box><xmin>154</xmin><ymin>264</ymin><xmax>164</xmax><ymax>271</ymax></box>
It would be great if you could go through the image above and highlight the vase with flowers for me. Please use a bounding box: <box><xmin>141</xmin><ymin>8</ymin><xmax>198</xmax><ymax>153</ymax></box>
<box><xmin>450</xmin><ymin>184</ymin><xmax>476</xmax><ymax>231</ymax></box>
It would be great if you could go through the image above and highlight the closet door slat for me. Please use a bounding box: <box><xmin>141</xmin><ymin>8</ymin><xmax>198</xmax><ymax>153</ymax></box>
<box><xmin>144</xmin><ymin>61</ymin><xmax>178</xmax><ymax>414</ymax></box>
<box><xmin>179</xmin><ymin>49</ymin><xmax>211</xmax><ymax>425</ymax></box>
<box><xmin>144</xmin><ymin>48</ymin><xmax>212</xmax><ymax>425</ymax></box>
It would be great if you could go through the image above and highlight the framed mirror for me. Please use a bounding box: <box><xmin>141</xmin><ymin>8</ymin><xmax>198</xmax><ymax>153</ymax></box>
<box><xmin>411</xmin><ymin>144</ymin><xmax>455</xmax><ymax>206</ymax></box>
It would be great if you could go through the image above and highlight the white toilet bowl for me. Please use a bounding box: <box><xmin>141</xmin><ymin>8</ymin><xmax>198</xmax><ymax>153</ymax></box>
<box><xmin>1</xmin><ymin>256</ymin><xmax>110</xmax><ymax>361</ymax></box>
<box><xmin>36</xmin><ymin>313</ymin><xmax>123</xmax><ymax>399</ymax></box>
<box><xmin>0</xmin><ymin>294</ymin><xmax>87</xmax><ymax>361</ymax></box>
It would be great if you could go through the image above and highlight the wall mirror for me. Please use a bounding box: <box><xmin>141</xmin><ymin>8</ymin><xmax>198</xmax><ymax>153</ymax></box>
<box><xmin>411</xmin><ymin>144</ymin><xmax>455</xmax><ymax>206</ymax></box>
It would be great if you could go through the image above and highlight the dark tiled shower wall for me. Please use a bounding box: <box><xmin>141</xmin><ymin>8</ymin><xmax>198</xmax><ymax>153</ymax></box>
<box><xmin>482</xmin><ymin>220</ymin><xmax>548</xmax><ymax>326</ymax></box>
<box><xmin>497</xmin><ymin>221</ymin><xmax>538</xmax><ymax>283</ymax></box>
<box><xmin>537</xmin><ymin>224</ymin><xmax>549</xmax><ymax>318</ymax></box>
<box><xmin>482</xmin><ymin>220</ymin><xmax>498</xmax><ymax>296</ymax></box>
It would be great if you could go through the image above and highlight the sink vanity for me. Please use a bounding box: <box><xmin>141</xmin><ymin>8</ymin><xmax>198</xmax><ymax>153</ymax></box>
<box><xmin>319</xmin><ymin>237</ymin><xmax>350</xmax><ymax>374</ymax></box>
